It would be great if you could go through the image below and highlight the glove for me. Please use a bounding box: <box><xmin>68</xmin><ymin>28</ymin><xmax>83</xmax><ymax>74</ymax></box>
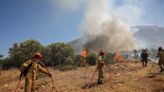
<box><xmin>48</xmin><ymin>73</ymin><xmax>52</xmax><ymax>77</ymax></box>
<box><xmin>101</xmin><ymin>61</ymin><xmax>105</xmax><ymax>65</ymax></box>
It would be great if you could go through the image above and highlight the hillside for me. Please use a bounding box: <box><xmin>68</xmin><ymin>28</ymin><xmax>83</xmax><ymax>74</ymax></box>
<box><xmin>68</xmin><ymin>25</ymin><xmax>164</xmax><ymax>53</ymax></box>
<box><xmin>134</xmin><ymin>25</ymin><xmax>164</xmax><ymax>48</ymax></box>
<box><xmin>0</xmin><ymin>61</ymin><xmax>164</xmax><ymax>92</ymax></box>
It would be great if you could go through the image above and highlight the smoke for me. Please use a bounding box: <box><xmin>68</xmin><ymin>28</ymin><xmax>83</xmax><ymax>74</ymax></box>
<box><xmin>54</xmin><ymin>0</ymin><xmax>143</xmax><ymax>52</ymax></box>
<box><xmin>82</xmin><ymin>16</ymin><xmax>136</xmax><ymax>52</ymax></box>
<box><xmin>80</xmin><ymin>0</ymin><xmax>138</xmax><ymax>52</ymax></box>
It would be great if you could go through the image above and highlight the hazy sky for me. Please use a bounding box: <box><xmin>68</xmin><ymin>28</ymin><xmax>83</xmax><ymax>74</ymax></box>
<box><xmin>0</xmin><ymin>0</ymin><xmax>164</xmax><ymax>57</ymax></box>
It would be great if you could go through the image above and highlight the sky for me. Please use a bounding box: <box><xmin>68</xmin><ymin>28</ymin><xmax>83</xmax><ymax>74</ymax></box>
<box><xmin>0</xmin><ymin>0</ymin><xmax>164</xmax><ymax>57</ymax></box>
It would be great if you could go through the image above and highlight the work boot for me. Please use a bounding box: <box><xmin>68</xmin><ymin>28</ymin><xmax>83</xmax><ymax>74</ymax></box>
<box><xmin>97</xmin><ymin>79</ymin><xmax>103</xmax><ymax>84</ymax></box>
<box><xmin>159</xmin><ymin>68</ymin><xmax>164</xmax><ymax>72</ymax></box>
<box><xmin>142</xmin><ymin>63</ymin><xmax>144</xmax><ymax>67</ymax></box>
<box><xmin>159</xmin><ymin>66</ymin><xmax>164</xmax><ymax>72</ymax></box>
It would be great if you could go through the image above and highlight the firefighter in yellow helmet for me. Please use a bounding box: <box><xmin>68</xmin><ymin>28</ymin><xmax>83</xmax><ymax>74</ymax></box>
<box><xmin>20</xmin><ymin>53</ymin><xmax>52</xmax><ymax>92</ymax></box>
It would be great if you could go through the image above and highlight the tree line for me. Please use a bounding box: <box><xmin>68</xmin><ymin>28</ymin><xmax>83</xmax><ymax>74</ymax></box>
<box><xmin>1</xmin><ymin>39</ymin><xmax>115</xmax><ymax>70</ymax></box>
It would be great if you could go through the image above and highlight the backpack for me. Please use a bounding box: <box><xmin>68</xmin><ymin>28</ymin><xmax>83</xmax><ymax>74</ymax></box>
<box><xmin>20</xmin><ymin>61</ymin><xmax>32</xmax><ymax>76</ymax></box>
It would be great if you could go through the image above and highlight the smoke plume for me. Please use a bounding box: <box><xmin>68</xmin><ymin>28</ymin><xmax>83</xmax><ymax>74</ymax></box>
<box><xmin>80</xmin><ymin>0</ymin><xmax>137</xmax><ymax>52</ymax></box>
<box><xmin>54</xmin><ymin>0</ymin><xmax>143</xmax><ymax>52</ymax></box>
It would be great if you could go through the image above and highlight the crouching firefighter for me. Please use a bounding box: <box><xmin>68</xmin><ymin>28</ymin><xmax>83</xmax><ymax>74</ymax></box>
<box><xmin>97</xmin><ymin>49</ymin><xmax>105</xmax><ymax>84</ymax></box>
<box><xmin>19</xmin><ymin>53</ymin><xmax>52</xmax><ymax>92</ymax></box>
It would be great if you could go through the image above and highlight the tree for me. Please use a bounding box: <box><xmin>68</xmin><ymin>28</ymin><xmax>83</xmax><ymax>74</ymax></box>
<box><xmin>45</xmin><ymin>42</ymin><xmax>75</xmax><ymax>68</ymax></box>
<box><xmin>104</xmin><ymin>52</ymin><xmax>115</xmax><ymax>64</ymax></box>
<box><xmin>74</xmin><ymin>54</ymin><xmax>83</xmax><ymax>67</ymax></box>
<box><xmin>8</xmin><ymin>39</ymin><xmax>44</xmax><ymax>67</ymax></box>
<box><xmin>86</xmin><ymin>52</ymin><xmax>97</xmax><ymax>65</ymax></box>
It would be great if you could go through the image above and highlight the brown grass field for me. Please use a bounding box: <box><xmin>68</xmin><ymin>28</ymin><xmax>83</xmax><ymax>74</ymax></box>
<box><xmin>0</xmin><ymin>61</ymin><xmax>164</xmax><ymax>92</ymax></box>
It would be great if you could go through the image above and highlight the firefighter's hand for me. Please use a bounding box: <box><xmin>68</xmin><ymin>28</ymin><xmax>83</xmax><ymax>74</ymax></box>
<box><xmin>48</xmin><ymin>73</ymin><xmax>52</xmax><ymax>77</ymax></box>
<box><xmin>101</xmin><ymin>61</ymin><xmax>105</xmax><ymax>65</ymax></box>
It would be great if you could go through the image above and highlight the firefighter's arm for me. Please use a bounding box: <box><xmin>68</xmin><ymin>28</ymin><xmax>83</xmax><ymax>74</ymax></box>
<box><xmin>100</xmin><ymin>61</ymin><xmax>105</xmax><ymax>65</ymax></box>
<box><xmin>38</xmin><ymin>65</ymin><xmax>52</xmax><ymax>77</ymax></box>
<box><xmin>100</xmin><ymin>59</ymin><xmax>105</xmax><ymax>64</ymax></box>
<box><xmin>101</xmin><ymin>61</ymin><xmax>106</xmax><ymax>68</ymax></box>
<box><xmin>38</xmin><ymin>65</ymin><xmax>48</xmax><ymax>74</ymax></box>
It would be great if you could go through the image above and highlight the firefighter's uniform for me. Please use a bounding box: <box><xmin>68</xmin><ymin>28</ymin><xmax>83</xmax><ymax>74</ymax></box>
<box><xmin>20</xmin><ymin>59</ymin><xmax>49</xmax><ymax>92</ymax></box>
<box><xmin>157</xmin><ymin>50</ymin><xmax>164</xmax><ymax>72</ymax></box>
<box><xmin>97</xmin><ymin>55</ymin><xmax>104</xmax><ymax>84</ymax></box>
<box><xmin>141</xmin><ymin>49</ymin><xmax>148</xmax><ymax>67</ymax></box>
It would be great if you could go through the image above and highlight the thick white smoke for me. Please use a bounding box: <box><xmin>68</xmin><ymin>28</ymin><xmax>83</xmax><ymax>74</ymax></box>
<box><xmin>54</xmin><ymin>0</ymin><xmax>143</xmax><ymax>51</ymax></box>
<box><xmin>80</xmin><ymin>0</ymin><xmax>137</xmax><ymax>51</ymax></box>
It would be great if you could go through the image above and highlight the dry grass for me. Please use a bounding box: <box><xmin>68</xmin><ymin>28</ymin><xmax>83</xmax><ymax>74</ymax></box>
<box><xmin>0</xmin><ymin>61</ymin><xmax>164</xmax><ymax>92</ymax></box>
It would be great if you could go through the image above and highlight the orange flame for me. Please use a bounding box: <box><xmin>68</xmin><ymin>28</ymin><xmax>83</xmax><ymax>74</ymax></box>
<box><xmin>114</xmin><ymin>52</ymin><xmax>123</xmax><ymax>62</ymax></box>
<box><xmin>81</xmin><ymin>48</ymin><xmax>88</xmax><ymax>65</ymax></box>
<box><xmin>81</xmin><ymin>48</ymin><xmax>88</xmax><ymax>58</ymax></box>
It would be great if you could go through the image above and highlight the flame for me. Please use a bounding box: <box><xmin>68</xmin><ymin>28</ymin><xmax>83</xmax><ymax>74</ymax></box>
<box><xmin>114</xmin><ymin>52</ymin><xmax>123</xmax><ymax>62</ymax></box>
<box><xmin>81</xmin><ymin>48</ymin><xmax>88</xmax><ymax>65</ymax></box>
<box><xmin>81</xmin><ymin>48</ymin><xmax>88</xmax><ymax>58</ymax></box>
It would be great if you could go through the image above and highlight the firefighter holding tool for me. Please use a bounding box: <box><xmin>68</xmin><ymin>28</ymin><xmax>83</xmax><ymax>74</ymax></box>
<box><xmin>19</xmin><ymin>53</ymin><xmax>52</xmax><ymax>92</ymax></box>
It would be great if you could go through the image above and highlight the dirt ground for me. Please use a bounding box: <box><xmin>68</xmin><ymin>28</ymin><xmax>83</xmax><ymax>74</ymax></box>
<box><xmin>0</xmin><ymin>61</ymin><xmax>164</xmax><ymax>92</ymax></box>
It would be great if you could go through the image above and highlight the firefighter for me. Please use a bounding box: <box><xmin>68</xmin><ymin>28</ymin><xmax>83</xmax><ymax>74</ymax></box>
<box><xmin>156</xmin><ymin>47</ymin><xmax>164</xmax><ymax>72</ymax></box>
<box><xmin>20</xmin><ymin>53</ymin><xmax>52</xmax><ymax>92</ymax></box>
<box><xmin>141</xmin><ymin>49</ymin><xmax>148</xmax><ymax>67</ymax></box>
<box><xmin>97</xmin><ymin>49</ymin><xmax>105</xmax><ymax>84</ymax></box>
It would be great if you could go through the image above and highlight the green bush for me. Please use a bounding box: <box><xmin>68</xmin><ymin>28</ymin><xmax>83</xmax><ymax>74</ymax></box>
<box><xmin>74</xmin><ymin>54</ymin><xmax>84</xmax><ymax>67</ymax></box>
<box><xmin>8</xmin><ymin>39</ymin><xmax>44</xmax><ymax>67</ymax></box>
<box><xmin>86</xmin><ymin>52</ymin><xmax>97</xmax><ymax>65</ymax></box>
<box><xmin>3</xmin><ymin>40</ymin><xmax>76</xmax><ymax>70</ymax></box>
<box><xmin>104</xmin><ymin>52</ymin><xmax>115</xmax><ymax>65</ymax></box>
<box><xmin>2</xmin><ymin>39</ymin><xmax>117</xmax><ymax>71</ymax></box>
<box><xmin>45</xmin><ymin>42</ymin><xmax>75</xmax><ymax>67</ymax></box>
